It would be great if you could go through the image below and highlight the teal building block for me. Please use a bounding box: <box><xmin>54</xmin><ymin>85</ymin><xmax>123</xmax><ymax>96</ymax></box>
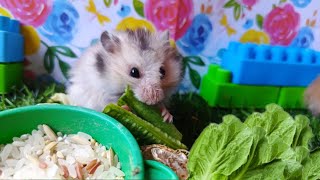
<box><xmin>0</xmin><ymin>15</ymin><xmax>24</xmax><ymax>94</ymax></box>
<box><xmin>221</xmin><ymin>41</ymin><xmax>320</xmax><ymax>87</ymax></box>
<box><xmin>0</xmin><ymin>16</ymin><xmax>24</xmax><ymax>63</ymax></box>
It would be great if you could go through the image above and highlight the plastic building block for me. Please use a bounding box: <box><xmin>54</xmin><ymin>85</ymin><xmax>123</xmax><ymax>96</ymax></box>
<box><xmin>278</xmin><ymin>87</ymin><xmax>305</xmax><ymax>109</ymax></box>
<box><xmin>200</xmin><ymin>64</ymin><xmax>280</xmax><ymax>108</ymax></box>
<box><xmin>0</xmin><ymin>63</ymin><xmax>23</xmax><ymax>93</ymax></box>
<box><xmin>0</xmin><ymin>16</ymin><xmax>24</xmax><ymax>62</ymax></box>
<box><xmin>0</xmin><ymin>15</ymin><xmax>24</xmax><ymax>94</ymax></box>
<box><xmin>221</xmin><ymin>41</ymin><xmax>320</xmax><ymax>87</ymax></box>
<box><xmin>200</xmin><ymin>65</ymin><xmax>306</xmax><ymax>109</ymax></box>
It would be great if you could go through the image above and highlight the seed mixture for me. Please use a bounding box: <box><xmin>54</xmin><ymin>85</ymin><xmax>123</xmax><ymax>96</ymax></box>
<box><xmin>0</xmin><ymin>124</ymin><xmax>125</xmax><ymax>179</ymax></box>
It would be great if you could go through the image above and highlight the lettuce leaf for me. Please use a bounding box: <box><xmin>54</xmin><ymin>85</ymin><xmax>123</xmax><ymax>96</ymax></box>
<box><xmin>302</xmin><ymin>149</ymin><xmax>320</xmax><ymax>180</ymax></box>
<box><xmin>240</xmin><ymin>160</ymin><xmax>287</xmax><ymax>180</ymax></box>
<box><xmin>188</xmin><ymin>115</ymin><xmax>254</xmax><ymax>179</ymax></box>
<box><xmin>244</xmin><ymin>104</ymin><xmax>296</xmax><ymax>146</ymax></box>
<box><xmin>187</xmin><ymin>104</ymin><xmax>318</xmax><ymax>180</ymax></box>
<box><xmin>292</xmin><ymin>115</ymin><xmax>314</xmax><ymax>149</ymax></box>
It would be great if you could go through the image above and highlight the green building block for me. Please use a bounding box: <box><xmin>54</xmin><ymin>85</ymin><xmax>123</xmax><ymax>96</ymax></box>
<box><xmin>200</xmin><ymin>65</ymin><xmax>280</xmax><ymax>108</ymax></box>
<box><xmin>278</xmin><ymin>87</ymin><xmax>305</xmax><ymax>109</ymax></box>
<box><xmin>0</xmin><ymin>63</ymin><xmax>23</xmax><ymax>94</ymax></box>
<box><xmin>200</xmin><ymin>64</ymin><xmax>307</xmax><ymax>109</ymax></box>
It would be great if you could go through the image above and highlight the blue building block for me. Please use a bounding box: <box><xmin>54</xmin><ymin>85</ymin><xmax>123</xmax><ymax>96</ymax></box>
<box><xmin>221</xmin><ymin>41</ymin><xmax>320</xmax><ymax>87</ymax></box>
<box><xmin>0</xmin><ymin>16</ymin><xmax>24</xmax><ymax>63</ymax></box>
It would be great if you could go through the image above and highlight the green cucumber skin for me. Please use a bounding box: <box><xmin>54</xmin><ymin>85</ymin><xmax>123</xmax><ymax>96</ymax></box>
<box><xmin>118</xmin><ymin>87</ymin><xmax>183</xmax><ymax>141</ymax></box>
<box><xmin>103</xmin><ymin>104</ymin><xmax>187</xmax><ymax>150</ymax></box>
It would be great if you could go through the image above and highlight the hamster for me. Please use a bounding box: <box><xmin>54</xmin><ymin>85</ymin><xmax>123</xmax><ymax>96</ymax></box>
<box><xmin>66</xmin><ymin>28</ymin><xmax>183</xmax><ymax>122</ymax></box>
<box><xmin>304</xmin><ymin>76</ymin><xmax>320</xmax><ymax>115</ymax></box>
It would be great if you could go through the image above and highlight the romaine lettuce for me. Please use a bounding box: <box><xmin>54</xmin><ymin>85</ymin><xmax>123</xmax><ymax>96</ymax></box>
<box><xmin>187</xmin><ymin>104</ymin><xmax>320</xmax><ymax>180</ymax></box>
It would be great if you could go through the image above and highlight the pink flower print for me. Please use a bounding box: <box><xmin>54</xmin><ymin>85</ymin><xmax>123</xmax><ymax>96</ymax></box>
<box><xmin>263</xmin><ymin>4</ymin><xmax>300</xmax><ymax>45</ymax></box>
<box><xmin>144</xmin><ymin>0</ymin><xmax>193</xmax><ymax>40</ymax></box>
<box><xmin>0</xmin><ymin>0</ymin><xmax>53</xmax><ymax>27</ymax></box>
<box><xmin>239</xmin><ymin>0</ymin><xmax>258</xmax><ymax>8</ymax></box>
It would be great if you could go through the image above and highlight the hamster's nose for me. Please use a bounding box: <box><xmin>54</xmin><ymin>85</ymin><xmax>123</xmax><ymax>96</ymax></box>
<box><xmin>140</xmin><ymin>86</ymin><xmax>164</xmax><ymax>105</ymax></box>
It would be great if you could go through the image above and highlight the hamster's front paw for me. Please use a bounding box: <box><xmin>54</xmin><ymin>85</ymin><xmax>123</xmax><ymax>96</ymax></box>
<box><xmin>161</xmin><ymin>106</ymin><xmax>173</xmax><ymax>123</ymax></box>
<box><xmin>305</xmin><ymin>93</ymin><xmax>320</xmax><ymax>116</ymax></box>
<box><xmin>305</xmin><ymin>76</ymin><xmax>320</xmax><ymax>116</ymax></box>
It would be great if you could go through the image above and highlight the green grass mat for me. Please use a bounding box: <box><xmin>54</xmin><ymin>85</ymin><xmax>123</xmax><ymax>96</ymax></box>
<box><xmin>0</xmin><ymin>82</ymin><xmax>64</xmax><ymax>111</ymax></box>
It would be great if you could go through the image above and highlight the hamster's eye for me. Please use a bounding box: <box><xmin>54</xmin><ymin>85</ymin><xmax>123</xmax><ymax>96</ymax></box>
<box><xmin>130</xmin><ymin>67</ymin><xmax>140</xmax><ymax>78</ymax></box>
<box><xmin>160</xmin><ymin>67</ymin><xmax>165</xmax><ymax>79</ymax></box>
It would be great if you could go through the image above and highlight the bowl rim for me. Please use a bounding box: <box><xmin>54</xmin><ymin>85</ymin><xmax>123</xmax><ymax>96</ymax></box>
<box><xmin>0</xmin><ymin>103</ymin><xmax>145</xmax><ymax>179</ymax></box>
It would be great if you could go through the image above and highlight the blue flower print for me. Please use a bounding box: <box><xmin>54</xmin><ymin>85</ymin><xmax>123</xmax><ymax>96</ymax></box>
<box><xmin>290</xmin><ymin>0</ymin><xmax>311</xmax><ymax>8</ymax></box>
<box><xmin>243</xmin><ymin>19</ymin><xmax>253</xmax><ymax>29</ymax></box>
<box><xmin>38</xmin><ymin>0</ymin><xmax>79</xmax><ymax>44</ymax></box>
<box><xmin>117</xmin><ymin>5</ymin><xmax>131</xmax><ymax>17</ymax></box>
<box><xmin>177</xmin><ymin>14</ymin><xmax>213</xmax><ymax>55</ymax></box>
<box><xmin>291</xmin><ymin>27</ymin><xmax>314</xmax><ymax>48</ymax></box>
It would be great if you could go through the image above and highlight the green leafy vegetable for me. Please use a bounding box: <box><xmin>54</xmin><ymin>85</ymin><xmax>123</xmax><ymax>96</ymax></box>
<box><xmin>188</xmin><ymin>115</ymin><xmax>254</xmax><ymax>179</ymax></box>
<box><xmin>188</xmin><ymin>104</ymin><xmax>320</xmax><ymax>180</ymax></box>
<box><xmin>241</xmin><ymin>160</ymin><xmax>286</xmax><ymax>180</ymax></box>
<box><xmin>118</xmin><ymin>86</ymin><xmax>182</xmax><ymax>141</ymax></box>
<box><xmin>103</xmin><ymin>86</ymin><xmax>185</xmax><ymax>149</ymax></box>
<box><xmin>103</xmin><ymin>104</ymin><xmax>187</xmax><ymax>149</ymax></box>
<box><xmin>302</xmin><ymin>149</ymin><xmax>320</xmax><ymax>180</ymax></box>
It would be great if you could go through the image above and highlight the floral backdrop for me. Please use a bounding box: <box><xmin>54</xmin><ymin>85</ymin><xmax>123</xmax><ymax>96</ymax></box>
<box><xmin>0</xmin><ymin>0</ymin><xmax>318</xmax><ymax>93</ymax></box>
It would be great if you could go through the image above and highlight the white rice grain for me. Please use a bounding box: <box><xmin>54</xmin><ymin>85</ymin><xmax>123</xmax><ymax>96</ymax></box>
<box><xmin>0</xmin><ymin>124</ymin><xmax>124</xmax><ymax>179</ymax></box>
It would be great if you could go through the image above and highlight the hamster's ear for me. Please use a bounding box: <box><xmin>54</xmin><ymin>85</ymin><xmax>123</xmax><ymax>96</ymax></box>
<box><xmin>159</xmin><ymin>30</ymin><xmax>170</xmax><ymax>47</ymax></box>
<box><xmin>100</xmin><ymin>31</ymin><xmax>121</xmax><ymax>53</ymax></box>
<box><xmin>159</xmin><ymin>30</ymin><xmax>170</xmax><ymax>41</ymax></box>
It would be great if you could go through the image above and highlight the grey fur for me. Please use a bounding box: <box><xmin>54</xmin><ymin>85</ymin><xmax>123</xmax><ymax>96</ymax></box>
<box><xmin>100</xmin><ymin>31</ymin><xmax>121</xmax><ymax>53</ymax></box>
<box><xmin>95</xmin><ymin>52</ymin><xmax>105</xmax><ymax>74</ymax></box>
<box><xmin>126</xmin><ymin>28</ymin><xmax>151</xmax><ymax>50</ymax></box>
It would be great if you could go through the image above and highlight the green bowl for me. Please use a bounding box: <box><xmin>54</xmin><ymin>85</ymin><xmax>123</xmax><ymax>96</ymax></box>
<box><xmin>145</xmin><ymin>160</ymin><xmax>179</xmax><ymax>179</ymax></box>
<box><xmin>0</xmin><ymin>104</ymin><xmax>178</xmax><ymax>179</ymax></box>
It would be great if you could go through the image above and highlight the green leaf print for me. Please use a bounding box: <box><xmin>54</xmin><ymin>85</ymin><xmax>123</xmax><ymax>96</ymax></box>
<box><xmin>44</xmin><ymin>48</ymin><xmax>55</xmax><ymax>73</ymax></box>
<box><xmin>43</xmin><ymin>45</ymin><xmax>77</xmax><ymax>80</ymax></box>
<box><xmin>189</xmin><ymin>68</ymin><xmax>201</xmax><ymax>89</ymax></box>
<box><xmin>103</xmin><ymin>0</ymin><xmax>112</xmax><ymax>7</ymax></box>
<box><xmin>58</xmin><ymin>59</ymin><xmax>71</xmax><ymax>79</ymax></box>
<box><xmin>52</xmin><ymin>46</ymin><xmax>77</xmax><ymax>58</ymax></box>
<box><xmin>133</xmin><ymin>0</ymin><xmax>144</xmax><ymax>17</ymax></box>
<box><xmin>256</xmin><ymin>14</ymin><xmax>264</xmax><ymax>29</ymax></box>
<box><xmin>185</xmin><ymin>56</ymin><xmax>205</xmax><ymax>66</ymax></box>
<box><xmin>224</xmin><ymin>0</ymin><xmax>238</xmax><ymax>8</ymax></box>
<box><xmin>234</xmin><ymin>5</ymin><xmax>242</xmax><ymax>20</ymax></box>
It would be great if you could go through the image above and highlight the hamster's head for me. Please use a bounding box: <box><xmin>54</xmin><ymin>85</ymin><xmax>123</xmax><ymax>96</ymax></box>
<box><xmin>99</xmin><ymin>28</ymin><xmax>183</xmax><ymax>105</ymax></box>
